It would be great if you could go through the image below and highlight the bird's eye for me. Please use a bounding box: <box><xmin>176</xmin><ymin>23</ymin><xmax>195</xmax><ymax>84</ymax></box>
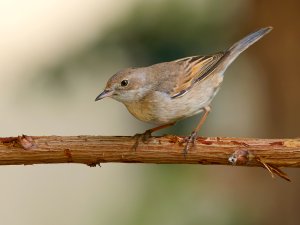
<box><xmin>121</xmin><ymin>80</ymin><xmax>128</xmax><ymax>87</ymax></box>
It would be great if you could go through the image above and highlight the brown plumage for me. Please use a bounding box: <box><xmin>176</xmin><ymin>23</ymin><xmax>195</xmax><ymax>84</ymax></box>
<box><xmin>95</xmin><ymin>27</ymin><xmax>273</xmax><ymax>153</ymax></box>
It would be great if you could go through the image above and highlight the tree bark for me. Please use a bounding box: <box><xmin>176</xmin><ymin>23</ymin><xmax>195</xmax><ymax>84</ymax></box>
<box><xmin>0</xmin><ymin>135</ymin><xmax>299</xmax><ymax>180</ymax></box>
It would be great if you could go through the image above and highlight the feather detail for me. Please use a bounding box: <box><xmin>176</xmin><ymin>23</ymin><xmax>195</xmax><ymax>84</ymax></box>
<box><xmin>171</xmin><ymin>53</ymin><xmax>225</xmax><ymax>98</ymax></box>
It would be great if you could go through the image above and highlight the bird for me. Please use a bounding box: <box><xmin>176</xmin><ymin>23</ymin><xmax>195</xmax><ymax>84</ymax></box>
<box><xmin>95</xmin><ymin>27</ymin><xmax>272</xmax><ymax>154</ymax></box>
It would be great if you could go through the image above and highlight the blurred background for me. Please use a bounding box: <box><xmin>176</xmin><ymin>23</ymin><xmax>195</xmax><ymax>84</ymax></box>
<box><xmin>0</xmin><ymin>0</ymin><xmax>299</xmax><ymax>224</ymax></box>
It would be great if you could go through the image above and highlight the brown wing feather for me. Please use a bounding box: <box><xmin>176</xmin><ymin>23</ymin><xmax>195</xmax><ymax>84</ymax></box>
<box><xmin>171</xmin><ymin>53</ymin><xmax>225</xmax><ymax>98</ymax></box>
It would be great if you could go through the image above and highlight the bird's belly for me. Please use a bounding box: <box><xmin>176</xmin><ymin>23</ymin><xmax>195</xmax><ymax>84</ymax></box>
<box><xmin>125</xmin><ymin>75</ymin><xmax>223</xmax><ymax>125</ymax></box>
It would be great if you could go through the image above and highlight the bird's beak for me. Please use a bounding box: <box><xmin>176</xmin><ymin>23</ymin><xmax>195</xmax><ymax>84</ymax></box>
<box><xmin>95</xmin><ymin>89</ymin><xmax>113</xmax><ymax>101</ymax></box>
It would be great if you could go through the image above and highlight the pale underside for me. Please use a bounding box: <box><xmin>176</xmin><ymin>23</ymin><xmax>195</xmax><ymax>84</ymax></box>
<box><xmin>124</xmin><ymin>70</ymin><xmax>224</xmax><ymax>125</ymax></box>
<box><xmin>123</xmin><ymin>54</ymin><xmax>226</xmax><ymax>124</ymax></box>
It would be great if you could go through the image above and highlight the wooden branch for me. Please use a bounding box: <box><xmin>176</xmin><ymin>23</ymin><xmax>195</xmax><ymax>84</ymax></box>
<box><xmin>0</xmin><ymin>135</ymin><xmax>299</xmax><ymax>181</ymax></box>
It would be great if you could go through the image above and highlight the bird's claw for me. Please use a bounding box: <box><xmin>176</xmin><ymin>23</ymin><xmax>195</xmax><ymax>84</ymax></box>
<box><xmin>132</xmin><ymin>130</ymin><xmax>153</xmax><ymax>151</ymax></box>
<box><xmin>183</xmin><ymin>131</ymin><xmax>197</xmax><ymax>157</ymax></box>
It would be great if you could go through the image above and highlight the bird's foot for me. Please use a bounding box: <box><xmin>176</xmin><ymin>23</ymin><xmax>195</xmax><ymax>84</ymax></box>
<box><xmin>183</xmin><ymin>131</ymin><xmax>197</xmax><ymax>157</ymax></box>
<box><xmin>132</xmin><ymin>129</ymin><xmax>153</xmax><ymax>151</ymax></box>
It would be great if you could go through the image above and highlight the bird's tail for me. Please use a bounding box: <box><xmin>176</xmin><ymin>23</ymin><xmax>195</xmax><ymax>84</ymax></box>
<box><xmin>221</xmin><ymin>27</ymin><xmax>273</xmax><ymax>69</ymax></box>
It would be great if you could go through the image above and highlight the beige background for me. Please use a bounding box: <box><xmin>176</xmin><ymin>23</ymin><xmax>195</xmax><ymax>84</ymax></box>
<box><xmin>0</xmin><ymin>0</ymin><xmax>299</xmax><ymax>224</ymax></box>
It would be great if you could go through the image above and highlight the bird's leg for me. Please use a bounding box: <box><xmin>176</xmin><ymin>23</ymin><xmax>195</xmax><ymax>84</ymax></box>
<box><xmin>183</xmin><ymin>106</ymin><xmax>211</xmax><ymax>156</ymax></box>
<box><xmin>132</xmin><ymin>122</ymin><xmax>176</xmax><ymax>150</ymax></box>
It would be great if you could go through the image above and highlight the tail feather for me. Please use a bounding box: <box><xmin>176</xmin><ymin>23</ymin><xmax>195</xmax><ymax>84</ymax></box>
<box><xmin>222</xmin><ymin>27</ymin><xmax>273</xmax><ymax>68</ymax></box>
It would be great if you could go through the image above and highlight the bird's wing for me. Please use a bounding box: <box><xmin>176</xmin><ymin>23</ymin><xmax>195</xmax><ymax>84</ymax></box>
<box><xmin>170</xmin><ymin>53</ymin><xmax>225</xmax><ymax>98</ymax></box>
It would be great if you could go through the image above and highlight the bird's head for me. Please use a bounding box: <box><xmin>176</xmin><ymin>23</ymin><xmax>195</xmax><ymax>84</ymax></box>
<box><xmin>95</xmin><ymin>67</ymin><xmax>152</xmax><ymax>103</ymax></box>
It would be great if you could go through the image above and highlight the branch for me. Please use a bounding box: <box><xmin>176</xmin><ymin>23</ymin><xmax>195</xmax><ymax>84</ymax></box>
<box><xmin>1</xmin><ymin>135</ymin><xmax>300</xmax><ymax>181</ymax></box>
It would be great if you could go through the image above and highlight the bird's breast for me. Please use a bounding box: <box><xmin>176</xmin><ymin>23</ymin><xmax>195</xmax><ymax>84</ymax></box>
<box><xmin>124</xmin><ymin>73</ymin><xmax>223</xmax><ymax>125</ymax></box>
